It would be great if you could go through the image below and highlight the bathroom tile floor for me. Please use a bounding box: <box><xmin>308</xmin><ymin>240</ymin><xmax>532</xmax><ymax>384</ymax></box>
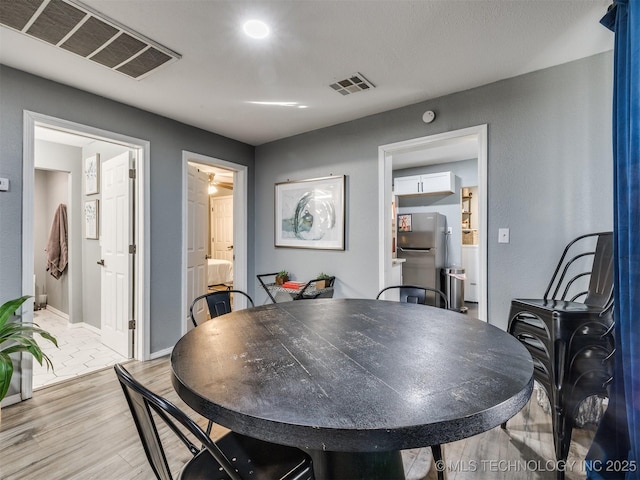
<box><xmin>32</xmin><ymin>308</ymin><xmax>127</xmax><ymax>389</ymax></box>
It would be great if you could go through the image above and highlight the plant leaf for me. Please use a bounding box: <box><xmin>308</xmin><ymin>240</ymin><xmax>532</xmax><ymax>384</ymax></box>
<box><xmin>0</xmin><ymin>295</ymin><xmax>31</xmax><ymax>329</ymax></box>
<box><xmin>0</xmin><ymin>296</ymin><xmax>57</xmax><ymax>398</ymax></box>
<box><xmin>0</xmin><ymin>352</ymin><xmax>14</xmax><ymax>401</ymax></box>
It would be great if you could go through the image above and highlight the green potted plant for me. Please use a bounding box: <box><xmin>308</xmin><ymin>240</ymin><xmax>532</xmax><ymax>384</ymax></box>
<box><xmin>316</xmin><ymin>273</ymin><xmax>332</xmax><ymax>290</ymax></box>
<box><xmin>275</xmin><ymin>270</ymin><xmax>289</xmax><ymax>286</ymax></box>
<box><xmin>1</xmin><ymin>295</ymin><xmax>57</xmax><ymax>403</ymax></box>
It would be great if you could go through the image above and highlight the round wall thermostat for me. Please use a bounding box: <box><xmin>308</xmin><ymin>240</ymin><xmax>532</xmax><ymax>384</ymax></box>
<box><xmin>422</xmin><ymin>110</ymin><xmax>436</xmax><ymax>123</ymax></box>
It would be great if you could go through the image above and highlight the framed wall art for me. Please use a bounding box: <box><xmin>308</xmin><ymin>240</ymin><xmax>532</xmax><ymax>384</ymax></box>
<box><xmin>84</xmin><ymin>200</ymin><xmax>99</xmax><ymax>239</ymax></box>
<box><xmin>275</xmin><ymin>175</ymin><xmax>345</xmax><ymax>250</ymax></box>
<box><xmin>398</xmin><ymin>214</ymin><xmax>412</xmax><ymax>232</ymax></box>
<box><xmin>84</xmin><ymin>154</ymin><xmax>99</xmax><ymax>195</ymax></box>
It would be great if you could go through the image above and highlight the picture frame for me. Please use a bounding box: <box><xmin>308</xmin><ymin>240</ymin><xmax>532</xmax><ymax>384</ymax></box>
<box><xmin>398</xmin><ymin>213</ymin><xmax>412</xmax><ymax>232</ymax></box>
<box><xmin>84</xmin><ymin>200</ymin><xmax>99</xmax><ymax>239</ymax></box>
<box><xmin>84</xmin><ymin>154</ymin><xmax>99</xmax><ymax>195</ymax></box>
<box><xmin>275</xmin><ymin>175</ymin><xmax>345</xmax><ymax>250</ymax></box>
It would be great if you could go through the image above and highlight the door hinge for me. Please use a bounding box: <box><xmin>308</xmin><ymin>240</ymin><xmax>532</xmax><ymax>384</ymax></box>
<box><xmin>128</xmin><ymin>320</ymin><xmax>136</xmax><ymax>329</ymax></box>
<box><xmin>129</xmin><ymin>244</ymin><xmax>137</xmax><ymax>254</ymax></box>
<box><xmin>129</xmin><ymin>168</ymin><xmax>136</xmax><ymax>179</ymax></box>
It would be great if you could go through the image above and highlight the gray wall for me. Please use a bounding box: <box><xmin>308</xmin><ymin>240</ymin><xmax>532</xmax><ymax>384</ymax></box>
<box><xmin>255</xmin><ymin>52</ymin><xmax>614</xmax><ymax>328</ymax></box>
<box><xmin>0</xmin><ymin>65</ymin><xmax>255</xmax><ymax>365</ymax></box>
<box><xmin>34</xmin><ymin>140</ymin><xmax>82</xmax><ymax>321</ymax></box>
<box><xmin>34</xmin><ymin>169</ymin><xmax>71</xmax><ymax>314</ymax></box>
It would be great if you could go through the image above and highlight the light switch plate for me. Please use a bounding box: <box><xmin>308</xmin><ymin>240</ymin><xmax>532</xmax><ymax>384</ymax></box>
<box><xmin>498</xmin><ymin>228</ymin><xmax>510</xmax><ymax>243</ymax></box>
<box><xmin>0</xmin><ymin>178</ymin><xmax>9</xmax><ymax>191</ymax></box>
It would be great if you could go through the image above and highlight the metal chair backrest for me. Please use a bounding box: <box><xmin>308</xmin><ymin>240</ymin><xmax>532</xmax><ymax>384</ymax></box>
<box><xmin>377</xmin><ymin>285</ymin><xmax>449</xmax><ymax>309</ymax></box>
<box><xmin>190</xmin><ymin>290</ymin><xmax>255</xmax><ymax>327</ymax></box>
<box><xmin>543</xmin><ymin>232</ymin><xmax>613</xmax><ymax>309</ymax></box>
<box><xmin>295</xmin><ymin>276</ymin><xmax>336</xmax><ymax>300</ymax></box>
<box><xmin>114</xmin><ymin>364</ymin><xmax>242</xmax><ymax>480</ymax></box>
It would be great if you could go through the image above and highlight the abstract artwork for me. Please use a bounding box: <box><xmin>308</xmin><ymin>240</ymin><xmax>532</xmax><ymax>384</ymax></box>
<box><xmin>275</xmin><ymin>175</ymin><xmax>345</xmax><ymax>249</ymax></box>
<box><xmin>84</xmin><ymin>154</ymin><xmax>99</xmax><ymax>195</ymax></box>
<box><xmin>84</xmin><ymin>200</ymin><xmax>99</xmax><ymax>239</ymax></box>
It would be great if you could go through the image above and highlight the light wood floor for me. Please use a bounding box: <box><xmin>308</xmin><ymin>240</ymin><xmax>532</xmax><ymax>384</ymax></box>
<box><xmin>0</xmin><ymin>357</ymin><xmax>596</xmax><ymax>480</ymax></box>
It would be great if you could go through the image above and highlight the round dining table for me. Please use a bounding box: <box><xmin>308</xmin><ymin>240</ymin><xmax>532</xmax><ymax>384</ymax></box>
<box><xmin>171</xmin><ymin>298</ymin><xmax>534</xmax><ymax>480</ymax></box>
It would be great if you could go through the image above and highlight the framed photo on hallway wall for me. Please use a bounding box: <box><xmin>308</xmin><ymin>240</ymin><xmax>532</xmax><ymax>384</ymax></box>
<box><xmin>275</xmin><ymin>175</ymin><xmax>345</xmax><ymax>250</ymax></box>
<box><xmin>84</xmin><ymin>154</ymin><xmax>99</xmax><ymax>195</ymax></box>
<box><xmin>84</xmin><ymin>200</ymin><xmax>99</xmax><ymax>239</ymax></box>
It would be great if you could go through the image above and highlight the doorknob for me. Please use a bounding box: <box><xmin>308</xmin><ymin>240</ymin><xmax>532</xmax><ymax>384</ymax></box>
<box><xmin>205</xmin><ymin>254</ymin><xmax>211</xmax><ymax>259</ymax></box>
<box><xmin>97</xmin><ymin>259</ymin><xmax>105</xmax><ymax>266</ymax></box>
<box><xmin>227</xmin><ymin>245</ymin><xmax>234</xmax><ymax>250</ymax></box>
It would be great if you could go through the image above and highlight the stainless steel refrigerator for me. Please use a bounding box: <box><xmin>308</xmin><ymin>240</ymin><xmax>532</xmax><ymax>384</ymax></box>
<box><xmin>397</xmin><ymin>212</ymin><xmax>446</xmax><ymax>306</ymax></box>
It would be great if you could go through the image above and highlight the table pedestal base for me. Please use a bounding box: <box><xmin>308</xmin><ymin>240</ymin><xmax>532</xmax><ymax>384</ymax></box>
<box><xmin>307</xmin><ymin>449</ymin><xmax>405</xmax><ymax>480</ymax></box>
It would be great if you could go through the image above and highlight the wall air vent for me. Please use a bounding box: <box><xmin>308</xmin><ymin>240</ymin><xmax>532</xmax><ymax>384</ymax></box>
<box><xmin>329</xmin><ymin>72</ymin><xmax>375</xmax><ymax>96</ymax></box>
<box><xmin>0</xmin><ymin>0</ymin><xmax>181</xmax><ymax>79</ymax></box>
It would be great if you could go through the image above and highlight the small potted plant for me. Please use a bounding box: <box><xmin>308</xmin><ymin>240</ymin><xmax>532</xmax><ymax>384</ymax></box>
<box><xmin>275</xmin><ymin>270</ymin><xmax>289</xmax><ymax>286</ymax></box>
<box><xmin>316</xmin><ymin>273</ymin><xmax>332</xmax><ymax>290</ymax></box>
<box><xmin>1</xmin><ymin>295</ymin><xmax>57</xmax><ymax>405</ymax></box>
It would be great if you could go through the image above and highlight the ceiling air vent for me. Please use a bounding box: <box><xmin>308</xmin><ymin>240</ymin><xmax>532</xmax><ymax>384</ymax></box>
<box><xmin>329</xmin><ymin>73</ymin><xmax>375</xmax><ymax>96</ymax></box>
<box><xmin>0</xmin><ymin>0</ymin><xmax>180</xmax><ymax>79</ymax></box>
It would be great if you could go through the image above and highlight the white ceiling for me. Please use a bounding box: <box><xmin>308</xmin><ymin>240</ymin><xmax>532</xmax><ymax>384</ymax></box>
<box><xmin>1</xmin><ymin>1</ymin><xmax>613</xmax><ymax>147</ymax></box>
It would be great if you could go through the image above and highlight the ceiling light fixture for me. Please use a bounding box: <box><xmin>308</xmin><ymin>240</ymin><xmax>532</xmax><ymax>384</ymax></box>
<box><xmin>208</xmin><ymin>174</ymin><xmax>217</xmax><ymax>195</ymax></box>
<box><xmin>248</xmin><ymin>101</ymin><xmax>302</xmax><ymax>107</ymax></box>
<box><xmin>243</xmin><ymin>19</ymin><xmax>269</xmax><ymax>39</ymax></box>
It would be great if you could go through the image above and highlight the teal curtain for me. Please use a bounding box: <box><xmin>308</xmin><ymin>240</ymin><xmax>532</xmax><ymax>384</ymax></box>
<box><xmin>587</xmin><ymin>2</ymin><xmax>639</xmax><ymax>479</ymax></box>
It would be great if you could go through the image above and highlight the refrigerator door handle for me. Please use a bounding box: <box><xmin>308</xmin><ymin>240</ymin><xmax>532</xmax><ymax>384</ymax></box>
<box><xmin>398</xmin><ymin>247</ymin><xmax>433</xmax><ymax>253</ymax></box>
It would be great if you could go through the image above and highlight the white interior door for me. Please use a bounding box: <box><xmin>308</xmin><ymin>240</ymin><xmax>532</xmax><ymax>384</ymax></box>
<box><xmin>210</xmin><ymin>195</ymin><xmax>234</xmax><ymax>262</ymax></box>
<box><xmin>100</xmin><ymin>151</ymin><xmax>133</xmax><ymax>357</ymax></box>
<box><xmin>186</xmin><ymin>165</ymin><xmax>209</xmax><ymax>327</ymax></box>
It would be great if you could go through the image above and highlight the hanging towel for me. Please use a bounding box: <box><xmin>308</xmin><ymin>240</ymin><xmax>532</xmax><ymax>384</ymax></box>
<box><xmin>46</xmin><ymin>204</ymin><xmax>68</xmax><ymax>279</ymax></box>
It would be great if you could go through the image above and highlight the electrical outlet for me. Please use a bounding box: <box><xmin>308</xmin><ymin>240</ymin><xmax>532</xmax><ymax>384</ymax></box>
<box><xmin>498</xmin><ymin>228</ymin><xmax>510</xmax><ymax>243</ymax></box>
<box><xmin>0</xmin><ymin>177</ymin><xmax>8</xmax><ymax>191</ymax></box>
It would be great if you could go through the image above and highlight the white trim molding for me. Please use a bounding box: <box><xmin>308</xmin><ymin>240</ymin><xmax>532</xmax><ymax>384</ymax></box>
<box><xmin>21</xmin><ymin>111</ymin><xmax>150</xmax><ymax>403</ymax></box>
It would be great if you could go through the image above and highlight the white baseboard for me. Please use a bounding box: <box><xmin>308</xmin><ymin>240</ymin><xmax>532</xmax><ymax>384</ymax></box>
<box><xmin>44</xmin><ymin>305</ymin><xmax>68</xmax><ymax>320</ymax></box>
<box><xmin>1</xmin><ymin>392</ymin><xmax>23</xmax><ymax>408</ymax></box>
<box><xmin>68</xmin><ymin>321</ymin><xmax>102</xmax><ymax>335</ymax></box>
<box><xmin>149</xmin><ymin>347</ymin><xmax>172</xmax><ymax>360</ymax></box>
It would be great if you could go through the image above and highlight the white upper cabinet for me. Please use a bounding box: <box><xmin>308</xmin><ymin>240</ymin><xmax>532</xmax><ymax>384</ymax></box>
<box><xmin>394</xmin><ymin>171</ymin><xmax>455</xmax><ymax>196</ymax></box>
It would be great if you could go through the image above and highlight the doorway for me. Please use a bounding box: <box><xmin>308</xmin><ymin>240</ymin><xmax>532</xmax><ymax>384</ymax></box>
<box><xmin>378</xmin><ymin>125</ymin><xmax>488</xmax><ymax>321</ymax></box>
<box><xmin>32</xmin><ymin>166</ymin><xmax>129</xmax><ymax>388</ymax></box>
<box><xmin>21</xmin><ymin>111</ymin><xmax>149</xmax><ymax>401</ymax></box>
<box><xmin>181</xmin><ymin>151</ymin><xmax>249</xmax><ymax>335</ymax></box>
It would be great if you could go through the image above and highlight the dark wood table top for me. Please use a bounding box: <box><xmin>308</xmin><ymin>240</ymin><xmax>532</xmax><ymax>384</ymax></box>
<box><xmin>171</xmin><ymin>298</ymin><xmax>533</xmax><ymax>452</ymax></box>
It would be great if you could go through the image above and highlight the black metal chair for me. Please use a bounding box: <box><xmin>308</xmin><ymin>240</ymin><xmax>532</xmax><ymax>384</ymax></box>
<box><xmin>115</xmin><ymin>364</ymin><xmax>314</xmax><ymax>480</ymax></box>
<box><xmin>189</xmin><ymin>290</ymin><xmax>255</xmax><ymax>434</ymax></box>
<box><xmin>376</xmin><ymin>284</ymin><xmax>448</xmax><ymax>480</ymax></box>
<box><xmin>294</xmin><ymin>276</ymin><xmax>336</xmax><ymax>300</ymax></box>
<box><xmin>190</xmin><ymin>290</ymin><xmax>254</xmax><ymax>328</ymax></box>
<box><xmin>376</xmin><ymin>285</ymin><xmax>449</xmax><ymax>309</ymax></box>
<box><xmin>503</xmin><ymin>232</ymin><xmax>615</xmax><ymax>479</ymax></box>
<box><xmin>257</xmin><ymin>273</ymin><xmax>336</xmax><ymax>303</ymax></box>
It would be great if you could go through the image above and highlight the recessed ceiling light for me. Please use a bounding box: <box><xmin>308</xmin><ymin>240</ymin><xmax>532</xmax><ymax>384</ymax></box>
<box><xmin>248</xmin><ymin>101</ymin><xmax>299</xmax><ymax>107</ymax></box>
<box><xmin>243</xmin><ymin>19</ymin><xmax>269</xmax><ymax>39</ymax></box>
